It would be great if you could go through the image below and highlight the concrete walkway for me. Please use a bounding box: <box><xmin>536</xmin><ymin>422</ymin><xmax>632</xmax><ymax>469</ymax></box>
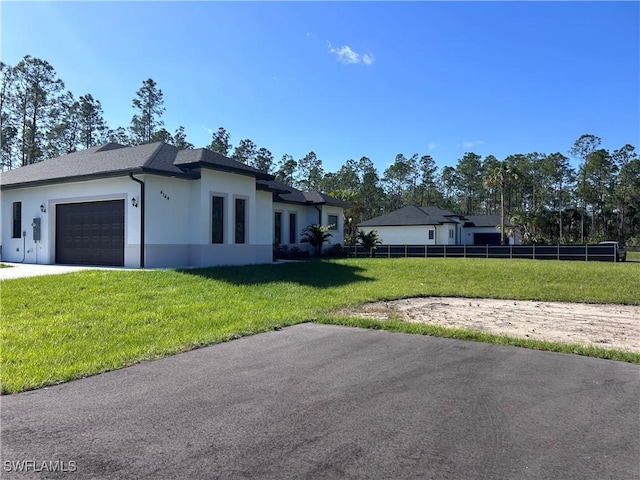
<box><xmin>2</xmin><ymin>324</ymin><xmax>638</xmax><ymax>479</ymax></box>
<box><xmin>0</xmin><ymin>263</ymin><xmax>130</xmax><ymax>279</ymax></box>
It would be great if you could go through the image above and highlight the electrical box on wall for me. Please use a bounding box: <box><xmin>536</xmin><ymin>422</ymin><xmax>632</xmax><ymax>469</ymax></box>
<box><xmin>32</xmin><ymin>218</ymin><xmax>41</xmax><ymax>242</ymax></box>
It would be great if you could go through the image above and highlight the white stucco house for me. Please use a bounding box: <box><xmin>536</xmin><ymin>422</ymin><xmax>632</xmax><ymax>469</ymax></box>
<box><xmin>357</xmin><ymin>205</ymin><xmax>518</xmax><ymax>246</ymax></box>
<box><xmin>0</xmin><ymin>142</ymin><xmax>348</xmax><ymax>268</ymax></box>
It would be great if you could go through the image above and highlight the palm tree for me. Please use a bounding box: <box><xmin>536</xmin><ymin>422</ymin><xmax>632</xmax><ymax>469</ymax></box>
<box><xmin>357</xmin><ymin>230</ymin><xmax>382</xmax><ymax>256</ymax></box>
<box><xmin>500</xmin><ymin>214</ymin><xmax>535</xmax><ymax>245</ymax></box>
<box><xmin>484</xmin><ymin>160</ymin><xmax>519</xmax><ymax>245</ymax></box>
<box><xmin>300</xmin><ymin>224</ymin><xmax>333</xmax><ymax>257</ymax></box>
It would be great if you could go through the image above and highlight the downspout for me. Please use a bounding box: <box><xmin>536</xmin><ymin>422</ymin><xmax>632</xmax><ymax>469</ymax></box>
<box><xmin>314</xmin><ymin>205</ymin><xmax>322</xmax><ymax>225</ymax></box>
<box><xmin>314</xmin><ymin>204</ymin><xmax>323</xmax><ymax>257</ymax></box>
<box><xmin>129</xmin><ymin>173</ymin><xmax>145</xmax><ymax>268</ymax></box>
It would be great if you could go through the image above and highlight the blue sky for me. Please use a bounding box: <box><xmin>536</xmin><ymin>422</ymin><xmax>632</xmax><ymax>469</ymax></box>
<box><xmin>2</xmin><ymin>1</ymin><xmax>639</xmax><ymax>174</ymax></box>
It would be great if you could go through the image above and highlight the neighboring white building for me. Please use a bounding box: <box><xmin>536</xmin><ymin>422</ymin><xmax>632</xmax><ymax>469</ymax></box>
<box><xmin>0</xmin><ymin>142</ymin><xmax>348</xmax><ymax>268</ymax></box>
<box><xmin>357</xmin><ymin>205</ymin><xmax>518</xmax><ymax>246</ymax></box>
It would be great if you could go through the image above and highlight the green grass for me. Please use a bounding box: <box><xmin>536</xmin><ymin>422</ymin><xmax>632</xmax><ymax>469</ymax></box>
<box><xmin>316</xmin><ymin>316</ymin><xmax>638</xmax><ymax>364</ymax></box>
<box><xmin>0</xmin><ymin>263</ymin><xmax>12</xmax><ymax>268</ymax></box>
<box><xmin>2</xmin><ymin>258</ymin><xmax>639</xmax><ymax>393</ymax></box>
<box><xmin>627</xmin><ymin>250</ymin><xmax>640</xmax><ymax>262</ymax></box>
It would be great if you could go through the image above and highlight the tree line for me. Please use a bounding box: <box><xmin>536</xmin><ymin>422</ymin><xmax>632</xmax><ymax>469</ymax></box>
<box><xmin>1</xmin><ymin>55</ymin><xmax>639</xmax><ymax>245</ymax></box>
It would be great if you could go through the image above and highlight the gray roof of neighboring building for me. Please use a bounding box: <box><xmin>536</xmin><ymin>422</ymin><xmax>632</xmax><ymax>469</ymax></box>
<box><xmin>0</xmin><ymin>142</ymin><xmax>274</xmax><ymax>189</ymax></box>
<box><xmin>463</xmin><ymin>215</ymin><xmax>502</xmax><ymax>228</ymax></box>
<box><xmin>357</xmin><ymin>205</ymin><xmax>462</xmax><ymax>227</ymax></box>
<box><xmin>358</xmin><ymin>206</ymin><xmax>505</xmax><ymax>229</ymax></box>
<box><xmin>259</xmin><ymin>179</ymin><xmax>352</xmax><ymax>208</ymax></box>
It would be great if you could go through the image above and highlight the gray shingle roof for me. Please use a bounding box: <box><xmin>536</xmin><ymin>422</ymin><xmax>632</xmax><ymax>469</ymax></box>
<box><xmin>0</xmin><ymin>142</ymin><xmax>274</xmax><ymax>189</ymax></box>
<box><xmin>463</xmin><ymin>215</ymin><xmax>502</xmax><ymax>228</ymax></box>
<box><xmin>258</xmin><ymin>179</ymin><xmax>351</xmax><ymax>207</ymax></box>
<box><xmin>358</xmin><ymin>206</ymin><xmax>505</xmax><ymax>229</ymax></box>
<box><xmin>174</xmin><ymin>148</ymin><xmax>273</xmax><ymax>180</ymax></box>
<box><xmin>358</xmin><ymin>205</ymin><xmax>462</xmax><ymax>227</ymax></box>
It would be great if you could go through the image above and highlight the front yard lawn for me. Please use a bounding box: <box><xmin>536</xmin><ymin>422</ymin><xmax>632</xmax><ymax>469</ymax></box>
<box><xmin>2</xmin><ymin>258</ymin><xmax>639</xmax><ymax>394</ymax></box>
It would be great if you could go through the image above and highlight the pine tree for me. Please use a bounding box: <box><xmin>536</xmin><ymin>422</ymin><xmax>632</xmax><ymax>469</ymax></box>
<box><xmin>130</xmin><ymin>78</ymin><xmax>165</xmax><ymax>145</ymax></box>
<box><xmin>209</xmin><ymin>127</ymin><xmax>231</xmax><ymax>155</ymax></box>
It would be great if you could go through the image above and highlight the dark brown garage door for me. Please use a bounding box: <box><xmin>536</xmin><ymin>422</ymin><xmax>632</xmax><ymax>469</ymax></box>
<box><xmin>56</xmin><ymin>200</ymin><xmax>125</xmax><ymax>266</ymax></box>
<box><xmin>473</xmin><ymin>232</ymin><xmax>501</xmax><ymax>245</ymax></box>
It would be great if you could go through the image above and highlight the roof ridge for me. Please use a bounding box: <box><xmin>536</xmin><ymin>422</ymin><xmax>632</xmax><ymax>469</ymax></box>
<box><xmin>142</xmin><ymin>142</ymin><xmax>171</xmax><ymax>168</ymax></box>
<box><xmin>414</xmin><ymin>205</ymin><xmax>429</xmax><ymax>214</ymax></box>
<box><xmin>189</xmin><ymin>147</ymin><xmax>206</xmax><ymax>162</ymax></box>
<box><xmin>94</xmin><ymin>143</ymin><xmax>127</xmax><ymax>153</ymax></box>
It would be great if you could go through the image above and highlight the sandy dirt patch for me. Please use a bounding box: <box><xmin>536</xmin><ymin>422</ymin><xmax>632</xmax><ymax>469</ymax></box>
<box><xmin>340</xmin><ymin>297</ymin><xmax>640</xmax><ymax>353</ymax></box>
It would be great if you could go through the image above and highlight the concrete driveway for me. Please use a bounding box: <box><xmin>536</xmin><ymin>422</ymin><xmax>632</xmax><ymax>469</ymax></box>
<box><xmin>0</xmin><ymin>263</ymin><xmax>132</xmax><ymax>280</ymax></box>
<box><xmin>1</xmin><ymin>324</ymin><xmax>638</xmax><ymax>479</ymax></box>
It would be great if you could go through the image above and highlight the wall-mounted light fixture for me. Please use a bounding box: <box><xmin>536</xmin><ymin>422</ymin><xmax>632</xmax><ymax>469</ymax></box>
<box><xmin>131</xmin><ymin>197</ymin><xmax>138</xmax><ymax>208</ymax></box>
<box><xmin>40</xmin><ymin>204</ymin><xmax>47</xmax><ymax>213</ymax></box>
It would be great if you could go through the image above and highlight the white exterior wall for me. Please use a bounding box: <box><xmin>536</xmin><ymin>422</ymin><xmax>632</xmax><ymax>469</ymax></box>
<box><xmin>359</xmin><ymin>222</ymin><xmax>460</xmax><ymax>245</ymax></box>
<box><xmin>357</xmin><ymin>224</ymin><xmax>515</xmax><ymax>246</ymax></box>
<box><xmin>359</xmin><ymin>226</ymin><xmax>429</xmax><ymax>245</ymax></box>
<box><xmin>273</xmin><ymin>202</ymin><xmax>345</xmax><ymax>252</ymax></box>
<box><xmin>255</xmin><ymin>191</ymin><xmax>273</xmax><ymax>246</ymax></box>
<box><xmin>129</xmin><ymin>170</ymin><xmax>273</xmax><ymax>267</ymax></box>
<box><xmin>273</xmin><ymin>202</ymin><xmax>308</xmax><ymax>247</ymax></box>
<box><xmin>1</xmin><ymin>176</ymin><xmax>141</xmax><ymax>267</ymax></box>
<box><xmin>144</xmin><ymin>175</ymin><xmax>192</xmax><ymax>245</ymax></box>
<box><xmin>437</xmin><ymin>223</ymin><xmax>458</xmax><ymax>245</ymax></box>
<box><xmin>142</xmin><ymin>174</ymin><xmax>197</xmax><ymax>267</ymax></box>
<box><xmin>320</xmin><ymin>206</ymin><xmax>345</xmax><ymax>247</ymax></box>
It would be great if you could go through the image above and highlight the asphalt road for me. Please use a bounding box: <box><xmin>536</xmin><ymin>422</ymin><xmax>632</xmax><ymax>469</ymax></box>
<box><xmin>2</xmin><ymin>324</ymin><xmax>638</xmax><ymax>479</ymax></box>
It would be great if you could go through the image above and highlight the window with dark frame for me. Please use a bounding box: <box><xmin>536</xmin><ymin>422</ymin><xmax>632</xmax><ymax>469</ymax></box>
<box><xmin>289</xmin><ymin>213</ymin><xmax>297</xmax><ymax>244</ymax></box>
<box><xmin>212</xmin><ymin>196</ymin><xmax>224</xmax><ymax>244</ymax></box>
<box><xmin>235</xmin><ymin>198</ymin><xmax>246</xmax><ymax>244</ymax></box>
<box><xmin>449</xmin><ymin>229</ymin><xmax>455</xmax><ymax>239</ymax></box>
<box><xmin>12</xmin><ymin>202</ymin><xmax>22</xmax><ymax>239</ymax></box>
<box><xmin>274</xmin><ymin>212</ymin><xmax>282</xmax><ymax>244</ymax></box>
<box><xmin>428</xmin><ymin>230</ymin><xmax>434</xmax><ymax>240</ymax></box>
<box><xmin>328</xmin><ymin>214</ymin><xmax>338</xmax><ymax>231</ymax></box>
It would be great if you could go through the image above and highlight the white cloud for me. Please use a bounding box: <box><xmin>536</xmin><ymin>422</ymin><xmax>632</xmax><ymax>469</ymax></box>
<box><xmin>327</xmin><ymin>42</ymin><xmax>374</xmax><ymax>66</ymax></box>
<box><xmin>428</xmin><ymin>143</ymin><xmax>438</xmax><ymax>150</ymax></box>
<box><xmin>461</xmin><ymin>140</ymin><xmax>484</xmax><ymax>148</ymax></box>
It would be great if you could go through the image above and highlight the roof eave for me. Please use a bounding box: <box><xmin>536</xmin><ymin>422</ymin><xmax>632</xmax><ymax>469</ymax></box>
<box><xmin>0</xmin><ymin>167</ymin><xmax>197</xmax><ymax>190</ymax></box>
<box><xmin>140</xmin><ymin>166</ymin><xmax>199</xmax><ymax>180</ymax></box>
<box><xmin>273</xmin><ymin>197</ymin><xmax>308</xmax><ymax>206</ymax></box>
<box><xmin>324</xmin><ymin>201</ymin><xmax>352</xmax><ymax>208</ymax></box>
<box><xmin>191</xmin><ymin>163</ymin><xmax>275</xmax><ymax>181</ymax></box>
<box><xmin>258</xmin><ymin>184</ymin><xmax>288</xmax><ymax>193</ymax></box>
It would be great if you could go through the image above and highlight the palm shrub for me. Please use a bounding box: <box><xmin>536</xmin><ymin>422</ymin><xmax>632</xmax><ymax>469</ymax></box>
<box><xmin>300</xmin><ymin>224</ymin><xmax>333</xmax><ymax>257</ymax></box>
<box><xmin>484</xmin><ymin>160</ymin><xmax>519</xmax><ymax>245</ymax></box>
<box><xmin>357</xmin><ymin>230</ymin><xmax>382</xmax><ymax>257</ymax></box>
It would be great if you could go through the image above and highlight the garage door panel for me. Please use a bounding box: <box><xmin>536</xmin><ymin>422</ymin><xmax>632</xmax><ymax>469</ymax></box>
<box><xmin>56</xmin><ymin>200</ymin><xmax>124</xmax><ymax>266</ymax></box>
<box><xmin>473</xmin><ymin>232</ymin><xmax>501</xmax><ymax>245</ymax></box>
